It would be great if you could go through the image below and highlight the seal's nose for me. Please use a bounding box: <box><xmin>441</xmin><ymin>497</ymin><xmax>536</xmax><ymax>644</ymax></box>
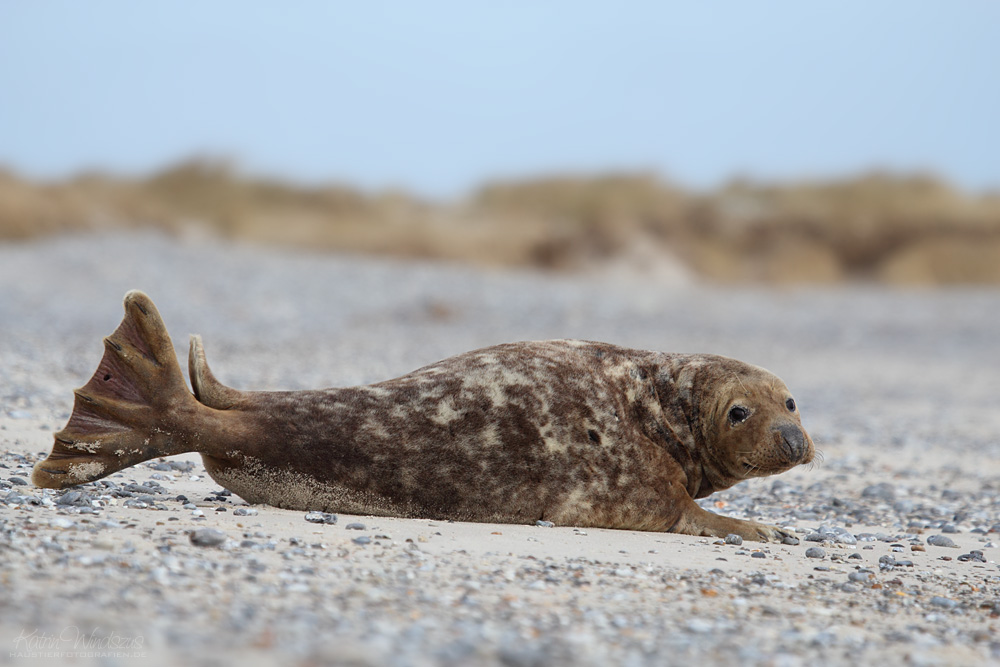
<box><xmin>777</xmin><ymin>423</ymin><xmax>806</xmax><ymax>462</ymax></box>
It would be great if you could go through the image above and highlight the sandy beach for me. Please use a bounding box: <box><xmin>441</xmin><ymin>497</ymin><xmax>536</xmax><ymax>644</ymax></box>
<box><xmin>1</xmin><ymin>233</ymin><xmax>999</xmax><ymax>666</ymax></box>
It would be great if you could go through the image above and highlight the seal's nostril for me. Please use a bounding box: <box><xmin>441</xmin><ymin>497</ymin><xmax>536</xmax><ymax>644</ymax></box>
<box><xmin>778</xmin><ymin>424</ymin><xmax>805</xmax><ymax>461</ymax></box>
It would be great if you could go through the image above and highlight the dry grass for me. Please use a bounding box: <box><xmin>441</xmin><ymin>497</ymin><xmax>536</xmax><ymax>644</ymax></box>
<box><xmin>2</xmin><ymin>159</ymin><xmax>999</xmax><ymax>284</ymax></box>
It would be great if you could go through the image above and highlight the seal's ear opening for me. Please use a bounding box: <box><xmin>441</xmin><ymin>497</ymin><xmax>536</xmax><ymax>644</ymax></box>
<box><xmin>189</xmin><ymin>335</ymin><xmax>242</xmax><ymax>410</ymax></box>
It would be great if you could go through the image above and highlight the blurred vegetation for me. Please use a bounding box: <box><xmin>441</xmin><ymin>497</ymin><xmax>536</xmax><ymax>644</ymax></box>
<box><xmin>2</xmin><ymin>159</ymin><xmax>999</xmax><ymax>284</ymax></box>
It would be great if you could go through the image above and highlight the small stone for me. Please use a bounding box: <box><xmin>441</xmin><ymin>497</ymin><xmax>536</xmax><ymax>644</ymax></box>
<box><xmin>879</xmin><ymin>555</ymin><xmax>896</xmax><ymax>571</ymax></box>
<box><xmin>782</xmin><ymin>535</ymin><xmax>801</xmax><ymax>546</ymax></box>
<box><xmin>929</xmin><ymin>596</ymin><xmax>958</xmax><ymax>609</ymax></box>
<box><xmin>724</xmin><ymin>534</ymin><xmax>743</xmax><ymax>546</ymax></box>
<box><xmin>848</xmin><ymin>571</ymin><xmax>874</xmax><ymax>583</ymax></box>
<box><xmin>305</xmin><ymin>512</ymin><xmax>337</xmax><ymax>524</ymax></box>
<box><xmin>345</xmin><ymin>522</ymin><xmax>366</xmax><ymax>530</ymax></box>
<box><xmin>840</xmin><ymin>583</ymin><xmax>861</xmax><ymax>593</ymax></box>
<box><xmin>233</xmin><ymin>507</ymin><xmax>258</xmax><ymax>517</ymax></box>
<box><xmin>190</xmin><ymin>528</ymin><xmax>226</xmax><ymax>547</ymax></box>
<box><xmin>8</xmin><ymin>477</ymin><xmax>27</xmax><ymax>486</ymax></box>
<box><xmin>535</xmin><ymin>520</ymin><xmax>555</xmax><ymax>528</ymax></box>
<box><xmin>750</xmin><ymin>551</ymin><xmax>766</xmax><ymax>559</ymax></box>
<box><xmin>805</xmin><ymin>547</ymin><xmax>826</xmax><ymax>559</ymax></box>
<box><xmin>352</xmin><ymin>536</ymin><xmax>371</xmax><ymax>545</ymax></box>
<box><xmin>958</xmin><ymin>551</ymin><xmax>986</xmax><ymax>563</ymax></box>
<box><xmin>861</xmin><ymin>483</ymin><xmax>896</xmax><ymax>501</ymax></box>
<box><xmin>927</xmin><ymin>534</ymin><xmax>958</xmax><ymax>548</ymax></box>
<box><xmin>911</xmin><ymin>544</ymin><xmax>926</xmax><ymax>551</ymax></box>
<box><xmin>848</xmin><ymin>553</ymin><xmax>863</xmax><ymax>560</ymax></box>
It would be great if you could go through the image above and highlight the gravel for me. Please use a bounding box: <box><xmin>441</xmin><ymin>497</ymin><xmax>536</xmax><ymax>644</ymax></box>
<box><xmin>1</xmin><ymin>233</ymin><xmax>999</xmax><ymax>666</ymax></box>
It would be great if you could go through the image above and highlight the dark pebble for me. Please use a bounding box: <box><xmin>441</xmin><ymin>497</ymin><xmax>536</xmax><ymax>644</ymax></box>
<box><xmin>8</xmin><ymin>477</ymin><xmax>27</xmax><ymax>486</ymax></box>
<box><xmin>190</xmin><ymin>528</ymin><xmax>227</xmax><ymax>547</ymax></box>
<box><xmin>352</xmin><ymin>536</ymin><xmax>372</xmax><ymax>545</ymax></box>
<box><xmin>535</xmin><ymin>520</ymin><xmax>555</xmax><ymax>528</ymax></box>
<box><xmin>345</xmin><ymin>523</ymin><xmax>366</xmax><ymax>530</ymax></box>
<box><xmin>750</xmin><ymin>551</ymin><xmax>766</xmax><ymax>559</ymax></box>
<box><xmin>782</xmin><ymin>535</ymin><xmax>801</xmax><ymax>546</ymax></box>
<box><xmin>56</xmin><ymin>490</ymin><xmax>93</xmax><ymax>507</ymax></box>
<box><xmin>958</xmin><ymin>551</ymin><xmax>986</xmax><ymax>563</ymax></box>
<box><xmin>805</xmin><ymin>547</ymin><xmax>826</xmax><ymax>559</ymax></box>
<box><xmin>861</xmin><ymin>482</ymin><xmax>896</xmax><ymax>501</ymax></box>
<box><xmin>927</xmin><ymin>534</ymin><xmax>958</xmax><ymax>548</ymax></box>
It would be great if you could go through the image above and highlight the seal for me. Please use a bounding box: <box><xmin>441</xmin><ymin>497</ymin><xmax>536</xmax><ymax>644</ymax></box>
<box><xmin>32</xmin><ymin>291</ymin><xmax>815</xmax><ymax>541</ymax></box>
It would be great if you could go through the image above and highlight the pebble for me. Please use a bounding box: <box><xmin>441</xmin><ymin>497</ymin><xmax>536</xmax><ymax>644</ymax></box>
<box><xmin>750</xmin><ymin>551</ymin><xmax>766</xmax><ymax>559</ymax></box>
<box><xmin>190</xmin><ymin>528</ymin><xmax>227</xmax><ymax>547</ymax></box>
<box><xmin>304</xmin><ymin>512</ymin><xmax>338</xmax><ymax>524</ymax></box>
<box><xmin>352</xmin><ymin>536</ymin><xmax>372</xmax><ymax>545</ymax></box>
<box><xmin>957</xmin><ymin>551</ymin><xmax>986</xmax><ymax>563</ymax></box>
<box><xmin>233</xmin><ymin>507</ymin><xmax>258</xmax><ymax>517</ymax></box>
<box><xmin>861</xmin><ymin>482</ymin><xmax>896</xmax><ymax>501</ymax></box>
<box><xmin>929</xmin><ymin>596</ymin><xmax>958</xmax><ymax>609</ymax></box>
<box><xmin>724</xmin><ymin>534</ymin><xmax>743</xmax><ymax>545</ymax></box>
<box><xmin>805</xmin><ymin>547</ymin><xmax>826</xmax><ymax>559</ymax></box>
<box><xmin>8</xmin><ymin>476</ymin><xmax>27</xmax><ymax>486</ymax></box>
<box><xmin>535</xmin><ymin>520</ymin><xmax>555</xmax><ymax>528</ymax></box>
<box><xmin>345</xmin><ymin>522</ymin><xmax>366</xmax><ymax>530</ymax></box>
<box><xmin>926</xmin><ymin>534</ymin><xmax>958</xmax><ymax>548</ymax></box>
<box><xmin>804</xmin><ymin>525</ymin><xmax>857</xmax><ymax>545</ymax></box>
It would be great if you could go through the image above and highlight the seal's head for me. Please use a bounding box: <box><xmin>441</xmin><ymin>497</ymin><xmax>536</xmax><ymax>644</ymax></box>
<box><xmin>695</xmin><ymin>357</ymin><xmax>815</xmax><ymax>489</ymax></box>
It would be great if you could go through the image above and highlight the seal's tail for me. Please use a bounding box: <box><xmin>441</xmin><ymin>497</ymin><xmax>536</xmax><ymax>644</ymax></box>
<box><xmin>32</xmin><ymin>291</ymin><xmax>202</xmax><ymax>489</ymax></box>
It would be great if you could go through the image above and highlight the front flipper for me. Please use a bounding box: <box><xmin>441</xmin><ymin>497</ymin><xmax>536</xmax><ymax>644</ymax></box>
<box><xmin>671</xmin><ymin>499</ymin><xmax>795</xmax><ymax>543</ymax></box>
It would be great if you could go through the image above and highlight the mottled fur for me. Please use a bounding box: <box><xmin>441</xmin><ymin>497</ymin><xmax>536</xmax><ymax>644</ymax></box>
<box><xmin>33</xmin><ymin>291</ymin><xmax>815</xmax><ymax>541</ymax></box>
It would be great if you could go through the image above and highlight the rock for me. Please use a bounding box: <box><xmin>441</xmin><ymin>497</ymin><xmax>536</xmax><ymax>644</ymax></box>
<box><xmin>724</xmin><ymin>534</ymin><xmax>743</xmax><ymax>545</ymax></box>
<box><xmin>305</xmin><ymin>512</ymin><xmax>337</xmax><ymax>524</ymax></box>
<box><xmin>190</xmin><ymin>528</ymin><xmax>226</xmax><ymax>547</ymax></box>
<box><xmin>805</xmin><ymin>547</ymin><xmax>826</xmax><ymax>559</ymax></box>
<box><xmin>929</xmin><ymin>596</ymin><xmax>958</xmax><ymax>609</ymax></box>
<box><xmin>535</xmin><ymin>520</ymin><xmax>555</xmax><ymax>528</ymax></box>
<box><xmin>926</xmin><ymin>534</ymin><xmax>958</xmax><ymax>548</ymax></box>
<box><xmin>233</xmin><ymin>507</ymin><xmax>258</xmax><ymax>517</ymax></box>
<box><xmin>861</xmin><ymin>482</ymin><xmax>896</xmax><ymax>501</ymax></box>
<box><xmin>345</xmin><ymin>522</ymin><xmax>366</xmax><ymax>530</ymax></box>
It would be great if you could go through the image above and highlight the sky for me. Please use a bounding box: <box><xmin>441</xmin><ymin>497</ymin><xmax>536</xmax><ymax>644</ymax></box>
<box><xmin>1</xmin><ymin>2</ymin><xmax>998</xmax><ymax>198</ymax></box>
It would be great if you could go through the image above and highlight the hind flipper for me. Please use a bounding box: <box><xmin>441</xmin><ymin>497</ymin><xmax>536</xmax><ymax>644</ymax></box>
<box><xmin>32</xmin><ymin>291</ymin><xmax>197</xmax><ymax>488</ymax></box>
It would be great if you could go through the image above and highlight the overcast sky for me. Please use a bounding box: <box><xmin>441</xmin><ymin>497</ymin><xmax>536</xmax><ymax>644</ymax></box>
<box><xmin>2</xmin><ymin>2</ymin><xmax>997</xmax><ymax>197</ymax></box>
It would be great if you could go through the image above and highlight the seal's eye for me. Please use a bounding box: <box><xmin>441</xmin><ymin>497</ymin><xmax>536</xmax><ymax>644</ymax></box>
<box><xmin>786</xmin><ymin>398</ymin><xmax>796</xmax><ymax>412</ymax></box>
<box><xmin>728</xmin><ymin>406</ymin><xmax>750</xmax><ymax>424</ymax></box>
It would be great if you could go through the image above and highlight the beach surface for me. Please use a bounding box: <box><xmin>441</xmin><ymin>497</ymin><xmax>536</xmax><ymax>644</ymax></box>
<box><xmin>1</xmin><ymin>233</ymin><xmax>998</xmax><ymax>666</ymax></box>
